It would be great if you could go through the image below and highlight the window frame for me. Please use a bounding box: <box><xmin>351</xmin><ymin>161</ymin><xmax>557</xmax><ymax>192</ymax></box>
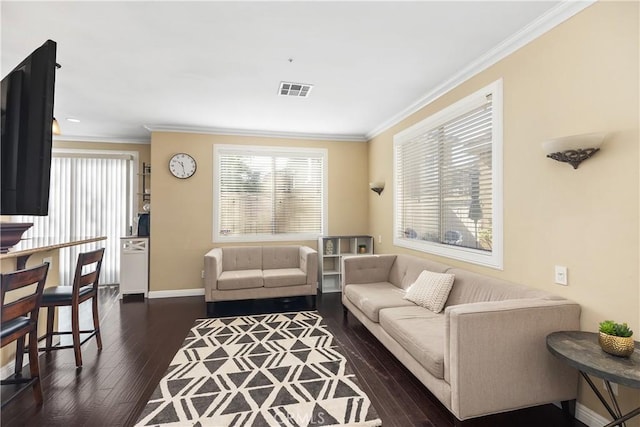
<box><xmin>393</xmin><ymin>79</ymin><xmax>503</xmax><ymax>269</ymax></box>
<box><xmin>213</xmin><ymin>144</ymin><xmax>328</xmax><ymax>243</ymax></box>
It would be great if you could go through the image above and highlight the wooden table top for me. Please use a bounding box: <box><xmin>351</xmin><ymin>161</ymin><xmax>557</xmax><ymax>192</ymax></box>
<box><xmin>0</xmin><ymin>236</ymin><xmax>107</xmax><ymax>260</ymax></box>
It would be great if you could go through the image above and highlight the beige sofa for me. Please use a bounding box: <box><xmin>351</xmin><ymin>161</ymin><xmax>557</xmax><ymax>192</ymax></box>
<box><xmin>204</xmin><ymin>245</ymin><xmax>318</xmax><ymax>304</ymax></box>
<box><xmin>341</xmin><ymin>254</ymin><xmax>581</xmax><ymax>423</ymax></box>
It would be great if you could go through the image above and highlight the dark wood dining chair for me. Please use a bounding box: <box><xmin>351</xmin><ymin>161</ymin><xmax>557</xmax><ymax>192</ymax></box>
<box><xmin>38</xmin><ymin>248</ymin><xmax>105</xmax><ymax>367</ymax></box>
<box><xmin>1</xmin><ymin>263</ymin><xmax>49</xmax><ymax>408</ymax></box>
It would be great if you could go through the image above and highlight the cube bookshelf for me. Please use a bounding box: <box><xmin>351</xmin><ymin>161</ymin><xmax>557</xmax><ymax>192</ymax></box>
<box><xmin>317</xmin><ymin>235</ymin><xmax>373</xmax><ymax>293</ymax></box>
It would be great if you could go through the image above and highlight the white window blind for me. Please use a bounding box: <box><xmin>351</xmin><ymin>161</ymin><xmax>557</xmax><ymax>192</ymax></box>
<box><xmin>214</xmin><ymin>145</ymin><xmax>327</xmax><ymax>242</ymax></box>
<box><xmin>15</xmin><ymin>152</ymin><xmax>134</xmax><ymax>285</ymax></box>
<box><xmin>394</xmin><ymin>80</ymin><xmax>503</xmax><ymax>269</ymax></box>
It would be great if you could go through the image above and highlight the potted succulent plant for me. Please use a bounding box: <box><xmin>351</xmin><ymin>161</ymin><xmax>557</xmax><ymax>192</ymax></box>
<box><xmin>598</xmin><ymin>320</ymin><xmax>635</xmax><ymax>357</ymax></box>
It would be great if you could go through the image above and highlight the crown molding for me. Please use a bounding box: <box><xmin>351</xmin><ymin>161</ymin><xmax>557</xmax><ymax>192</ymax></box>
<box><xmin>54</xmin><ymin>135</ymin><xmax>150</xmax><ymax>145</ymax></box>
<box><xmin>143</xmin><ymin>124</ymin><xmax>367</xmax><ymax>143</ymax></box>
<box><xmin>365</xmin><ymin>0</ymin><xmax>596</xmax><ymax>140</ymax></box>
<box><xmin>54</xmin><ymin>1</ymin><xmax>594</xmax><ymax>145</ymax></box>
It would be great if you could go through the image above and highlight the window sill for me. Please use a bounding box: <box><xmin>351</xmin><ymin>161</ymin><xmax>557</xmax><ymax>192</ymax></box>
<box><xmin>394</xmin><ymin>237</ymin><xmax>503</xmax><ymax>270</ymax></box>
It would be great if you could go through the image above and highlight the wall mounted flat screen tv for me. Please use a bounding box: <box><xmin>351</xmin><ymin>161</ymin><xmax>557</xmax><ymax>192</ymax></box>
<box><xmin>1</xmin><ymin>39</ymin><xmax>57</xmax><ymax>216</ymax></box>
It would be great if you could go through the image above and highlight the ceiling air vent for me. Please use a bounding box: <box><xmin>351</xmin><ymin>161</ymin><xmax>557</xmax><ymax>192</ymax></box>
<box><xmin>278</xmin><ymin>81</ymin><xmax>313</xmax><ymax>98</ymax></box>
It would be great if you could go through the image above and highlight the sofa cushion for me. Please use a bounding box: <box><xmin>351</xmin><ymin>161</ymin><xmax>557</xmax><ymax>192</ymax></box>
<box><xmin>221</xmin><ymin>246</ymin><xmax>263</xmax><ymax>271</ymax></box>
<box><xmin>379</xmin><ymin>306</ymin><xmax>446</xmax><ymax>379</ymax></box>
<box><xmin>344</xmin><ymin>282</ymin><xmax>414</xmax><ymax>323</ymax></box>
<box><xmin>444</xmin><ymin>268</ymin><xmax>551</xmax><ymax>307</ymax></box>
<box><xmin>218</xmin><ymin>270</ymin><xmax>263</xmax><ymax>290</ymax></box>
<box><xmin>388</xmin><ymin>256</ymin><xmax>451</xmax><ymax>290</ymax></box>
<box><xmin>263</xmin><ymin>268</ymin><xmax>307</xmax><ymax>288</ymax></box>
<box><xmin>263</xmin><ymin>246</ymin><xmax>300</xmax><ymax>270</ymax></box>
<box><xmin>343</xmin><ymin>255</ymin><xmax>396</xmax><ymax>284</ymax></box>
<box><xmin>404</xmin><ymin>270</ymin><xmax>455</xmax><ymax>313</ymax></box>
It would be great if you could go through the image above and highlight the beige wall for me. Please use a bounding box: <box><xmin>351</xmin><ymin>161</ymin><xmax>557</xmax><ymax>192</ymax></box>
<box><xmin>149</xmin><ymin>132</ymin><xmax>368</xmax><ymax>292</ymax></box>
<box><xmin>368</xmin><ymin>1</ymin><xmax>639</xmax><ymax>421</ymax></box>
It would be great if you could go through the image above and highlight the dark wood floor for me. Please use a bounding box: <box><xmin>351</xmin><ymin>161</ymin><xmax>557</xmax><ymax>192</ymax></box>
<box><xmin>1</xmin><ymin>289</ymin><xmax>584</xmax><ymax>427</ymax></box>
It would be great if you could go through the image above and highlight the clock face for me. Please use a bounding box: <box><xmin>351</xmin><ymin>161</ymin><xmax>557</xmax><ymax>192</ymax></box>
<box><xmin>169</xmin><ymin>153</ymin><xmax>197</xmax><ymax>179</ymax></box>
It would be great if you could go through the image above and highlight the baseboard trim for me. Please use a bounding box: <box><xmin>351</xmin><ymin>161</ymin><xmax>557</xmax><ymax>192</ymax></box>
<box><xmin>147</xmin><ymin>288</ymin><xmax>205</xmax><ymax>299</ymax></box>
<box><xmin>1</xmin><ymin>337</ymin><xmax>61</xmax><ymax>379</ymax></box>
<box><xmin>554</xmin><ymin>401</ymin><xmax>609</xmax><ymax>427</ymax></box>
<box><xmin>1</xmin><ymin>354</ymin><xmax>28</xmax><ymax>380</ymax></box>
<box><xmin>576</xmin><ymin>402</ymin><xmax>609</xmax><ymax>427</ymax></box>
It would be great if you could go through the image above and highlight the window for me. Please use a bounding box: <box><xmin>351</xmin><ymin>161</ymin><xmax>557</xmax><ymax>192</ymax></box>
<box><xmin>394</xmin><ymin>80</ymin><xmax>503</xmax><ymax>269</ymax></box>
<box><xmin>214</xmin><ymin>145</ymin><xmax>327</xmax><ymax>242</ymax></box>
<box><xmin>15</xmin><ymin>149</ymin><xmax>136</xmax><ymax>284</ymax></box>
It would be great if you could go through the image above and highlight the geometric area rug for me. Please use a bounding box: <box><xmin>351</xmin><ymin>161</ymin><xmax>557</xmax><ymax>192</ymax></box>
<box><xmin>135</xmin><ymin>311</ymin><xmax>382</xmax><ymax>426</ymax></box>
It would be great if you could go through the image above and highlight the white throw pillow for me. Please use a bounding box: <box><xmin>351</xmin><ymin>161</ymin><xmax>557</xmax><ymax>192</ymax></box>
<box><xmin>404</xmin><ymin>270</ymin><xmax>455</xmax><ymax>313</ymax></box>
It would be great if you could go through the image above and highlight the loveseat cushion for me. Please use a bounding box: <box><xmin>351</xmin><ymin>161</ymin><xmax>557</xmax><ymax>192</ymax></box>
<box><xmin>379</xmin><ymin>306</ymin><xmax>446</xmax><ymax>379</ymax></box>
<box><xmin>263</xmin><ymin>246</ymin><xmax>300</xmax><ymax>269</ymax></box>
<box><xmin>344</xmin><ymin>282</ymin><xmax>414</xmax><ymax>322</ymax></box>
<box><xmin>263</xmin><ymin>268</ymin><xmax>307</xmax><ymax>288</ymax></box>
<box><xmin>218</xmin><ymin>270</ymin><xmax>263</xmax><ymax>290</ymax></box>
<box><xmin>221</xmin><ymin>246</ymin><xmax>263</xmax><ymax>271</ymax></box>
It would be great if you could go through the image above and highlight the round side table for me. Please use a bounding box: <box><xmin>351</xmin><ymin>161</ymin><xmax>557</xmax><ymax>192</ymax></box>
<box><xmin>547</xmin><ymin>331</ymin><xmax>639</xmax><ymax>427</ymax></box>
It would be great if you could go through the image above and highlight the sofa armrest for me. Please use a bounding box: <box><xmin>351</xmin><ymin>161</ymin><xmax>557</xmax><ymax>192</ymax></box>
<box><xmin>299</xmin><ymin>246</ymin><xmax>318</xmax><ymax>287</ymax></box>
<box><xmin>445</xmin><ymin>298</ymin><xmax>581</xmax><ymax>420</ymax></box>
<box><xmin>204</xmin><ymin>248</ymin><xmax>223</xmax><ymax>295</ymax></box>
<box><xmin>342</xmin><ymin>255</ymin><xmax>396</xmax><ymax>288</ymax></box>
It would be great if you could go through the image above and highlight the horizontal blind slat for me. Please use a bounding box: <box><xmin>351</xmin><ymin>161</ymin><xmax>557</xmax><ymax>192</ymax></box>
<box><xmin>217</xmin><ymin>150</ymin><xmax>324</xmax><ymax>237</ymax></box>
<box><xmin>395</xmin><ymin>96</ymin><xmax>493</xmax><ymax>251</ymax></box>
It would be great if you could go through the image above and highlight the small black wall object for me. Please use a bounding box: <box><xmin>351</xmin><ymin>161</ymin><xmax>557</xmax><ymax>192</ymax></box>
<box><xmin>137</xmin><ymin>213</ymin><xmax>150</xmax><ymax>237</ymax></box>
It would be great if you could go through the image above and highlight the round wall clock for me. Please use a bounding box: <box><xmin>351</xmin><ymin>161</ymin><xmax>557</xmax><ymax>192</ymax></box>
<box><xmin>169</xmin><ymin>153</ymin><xmax>197</xmax><ymax>179</ymax></box>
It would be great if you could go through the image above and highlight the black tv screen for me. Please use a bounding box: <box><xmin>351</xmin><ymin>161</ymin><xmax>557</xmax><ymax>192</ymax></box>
<box><xmin>1</xmin><ymin>39</ymin><xmax>57</xmax><ymax>216</ymax></box>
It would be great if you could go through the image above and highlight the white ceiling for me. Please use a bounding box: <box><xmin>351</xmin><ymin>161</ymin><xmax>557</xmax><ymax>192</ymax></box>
<box><xmin>1</xmin><ymin>1</ymin><xmax>586</xmax><ymax>143</ymax></box>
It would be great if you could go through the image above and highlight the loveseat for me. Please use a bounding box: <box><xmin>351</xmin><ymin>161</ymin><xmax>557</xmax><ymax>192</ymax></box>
<box><xmin>204</xmin><ymin>245</ymin><xmax>318</xmax><ymax>304</ymax></box>
<box><xmin>341</xmin><ymin>253</ymin><xmax>581</xmax><ymax>423</ymax></box>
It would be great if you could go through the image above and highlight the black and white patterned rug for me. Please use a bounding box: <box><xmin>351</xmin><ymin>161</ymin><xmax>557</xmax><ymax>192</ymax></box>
<box><xmin>135</xmin><ymin>311</ymin><xmax>381</xmax><ymax>427</ymax></box>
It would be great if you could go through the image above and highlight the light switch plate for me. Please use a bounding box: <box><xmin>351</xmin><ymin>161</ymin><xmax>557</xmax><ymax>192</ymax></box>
<box><xmin>554</xmin><ymin>265</ymin><xmax>568</xmax><ymax>285</ymax></box>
